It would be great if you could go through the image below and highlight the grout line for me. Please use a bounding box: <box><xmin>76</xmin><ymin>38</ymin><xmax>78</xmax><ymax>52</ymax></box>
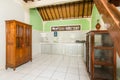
<box><xmin>64</xmin><ymin>56</ymin><xmax>70</xmax><ymax>80</ymax></box>
<box><xmin>77</xmin><ymin>56</ymin><xmax>81</xmax><ymax>80</ymax></box>
<box><xmin>49</xmin><ymin>56</ymin><xmax>62</xmax><ymax>80</ymax></box>
<box><xmin>32</xmin><ymin>54</ymin><xmax>55</xmax><ymax>80</ymax></box>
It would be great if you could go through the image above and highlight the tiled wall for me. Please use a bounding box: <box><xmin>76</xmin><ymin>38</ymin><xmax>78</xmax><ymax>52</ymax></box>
<box><xmin>32</xmin><ymin>30</ymin><xmax>42</xmax><ymax>57</ymax></box>
<box><xmin>40</xmin><ymin>31</ymin><xmax>89</xmax><ymax>43</ymax></box>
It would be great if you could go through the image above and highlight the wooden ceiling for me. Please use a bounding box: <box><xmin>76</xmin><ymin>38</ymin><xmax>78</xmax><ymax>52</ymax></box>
<box><xmin>23</xmin><ymin>0</ymin><xmax>120</xmax><ymax>21</ymax></box>
<box><xmin>109</xmin><ymin>0</ymin><xmax>120</xmax><ymax>6</ymax></box>
<box><xmin>37</xmin><ymin>0</ymin><xmax>94</xmax><ymax>21</ymax></box>
<box><xmin>24</xmin><ymin>0</ymin><xmax>34</xmax><ymax>3</ymax></box>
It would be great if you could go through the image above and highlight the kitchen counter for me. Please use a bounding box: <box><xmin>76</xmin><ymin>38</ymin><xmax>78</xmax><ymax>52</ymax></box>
<box><xmin>40</xmin><ymin>42</ymin><xmax>84</xmax><ymax>44</ymax></box>
<box><xmin>40</xmin><ymin>42</ymin><xmax>85</xmax><ymax>56</ymax></box>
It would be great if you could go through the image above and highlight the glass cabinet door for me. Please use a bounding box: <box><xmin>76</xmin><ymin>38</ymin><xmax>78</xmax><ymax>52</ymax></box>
<box><xmin>16</xmin><ymin>24</ymin><xmax>23</xmax><ymax>48</ymax></box>
<box><xmin>94</xmin><ymin>33</ymin><xmax>113</xmax><ymax>47</ymax></box>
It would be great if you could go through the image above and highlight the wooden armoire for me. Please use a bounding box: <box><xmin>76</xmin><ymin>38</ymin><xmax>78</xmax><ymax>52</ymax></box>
<box><xmin>6</xmin><ymin>20</ymin><xmax>32</xmax><ymax>70</ymax></box>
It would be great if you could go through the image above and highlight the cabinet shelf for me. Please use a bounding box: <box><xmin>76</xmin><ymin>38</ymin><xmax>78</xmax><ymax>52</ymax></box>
<box><xmin>94</xmin><ymin>46</ymin><xmax>114</xmax><ymax>50</ymax></box>
<box><xmin>94</xmin><ymin>67</ymin><xmax>113</xmax><ymax>80</ymax></box>
<box><xmin>94</xmin><ymin>61</ymin><xmax>112</xmax><ymax>66</ymax></box>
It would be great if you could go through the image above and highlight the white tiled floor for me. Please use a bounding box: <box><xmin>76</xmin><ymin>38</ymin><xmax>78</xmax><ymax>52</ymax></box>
<box><xmin>0</xmin><ymin>54</ymin><xmax>90</xmax><ymax>80</ymax></box>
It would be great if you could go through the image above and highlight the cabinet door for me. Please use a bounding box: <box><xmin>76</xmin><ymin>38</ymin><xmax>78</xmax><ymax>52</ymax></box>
<box><xmin>23</xmin><ymin>47</ymin><xmax>30</xmax><ymax>62</ymax></box>
<box><xmin>94</xmin><ymin>33</ymin><xmax>113</xmax><ymax>47</ymax></box>
<box><xmin>94</xmin><ymin>33</ymin><xmax>114</xmax><ymax>65</ymax></box>
<box><xmin>16</xmin><ymin>48</ymin><xmax>24</xmax><ymax>65</ymax></box>
<box><xmin>24</xmin><ymin>26</ymin><xmax>31</xmax><ymax>61</ymax></box>
<box><xmin>16</xmin><ymin>24</ymin><xmax>24</xmax><ymax>48</ymax></box>
<box><xmin>6</xmin><ymin>22</ymin><xmax>16</xmax><ymax>67</ymax></box>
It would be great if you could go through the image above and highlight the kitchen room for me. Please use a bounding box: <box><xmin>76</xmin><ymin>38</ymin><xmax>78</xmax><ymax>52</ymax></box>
<box><xmin>0</xmin><ymin>0</ymin><xmax>120</xmax><ymax>80</ymax></box>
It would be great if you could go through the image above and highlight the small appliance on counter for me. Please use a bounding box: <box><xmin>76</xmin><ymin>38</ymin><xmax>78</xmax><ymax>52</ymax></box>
<box><xmin>75</xmin><ymin>40</ymin><xmax>86</xmax><ymax>43</ymax></box>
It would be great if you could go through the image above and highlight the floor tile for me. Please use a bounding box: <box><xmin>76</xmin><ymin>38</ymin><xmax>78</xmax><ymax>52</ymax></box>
<box><xmin>51</xmin><ymin>72</ymin><xmax>66</xmax><ymax>80</ymax></box>
<box><xmin>34</xmin><ymin>76</ymin><xmax>50</xmax><ymax>80</ymax></box>
<box><xmin>0</xmin><ymin>54</ymin><xmax>89</xmax><ymax>80</ymax></box>
<box><xmin>65</xmin><ymin>73</ymin><xmax>80</xmax><ymax>80</ymax></box>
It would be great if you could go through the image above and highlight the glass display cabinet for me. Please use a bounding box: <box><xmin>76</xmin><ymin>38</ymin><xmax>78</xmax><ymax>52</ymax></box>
<box><xmin>86</xmin><ymin>30</ymin><xmax>116</xmax><ymax>80</ymax></box>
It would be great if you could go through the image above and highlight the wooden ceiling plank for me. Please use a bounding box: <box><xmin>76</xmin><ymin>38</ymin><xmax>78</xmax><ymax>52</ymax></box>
<box><xmin>43</xmin><ymin>7</ymin><xmax>48</xmax><ymax>20</ymax></box>
<box><xmin>78</xmin><ymin>2</ymin><xmax>80</xmax><ymax>17</ymax></box>
<box><xmin>57</xmin><ymin>5</ymin><xmax>63</xmax><ymax>19</ymax></box>
<box><xmin>61</xmin><ymin>5</ymin><xmax>66</xmax><ymax>19</ymax></box>
<box><xmin>43</xmin><ymin>7</ymin><xmax>49</xmax><ymax>20</ymax></box>
<box><xmin>65</xmin><ymin>4</ymin><xmax>68</xmax><ymax>18</ymax></box>
<box><xmin>45</xmin><ymin>7</ymin><xmax>53</xmax><ymax>21</ymax></box>
<box><xmin>53</xmin><ymin>6</ymin><xmax>59</xmax><ymax>20</ymax></box>
<box><xmin>69</xmin><ymin>3</ymin><xmax>71</xmax><ymax>18</ymax></box>
<box><xmin>79</xmin><ymin>3</ymin><xmax>83</xmax><ymax>17</ymax></box>
<box><xmin>40</xmin><ymin>8</ymin><xmax>47</xmax><ymax>21</ymax></box>
<box><xmin>82</xmin><ymin>0</ymin><xmax>86</xmax><ymax>17</ymax></box>
<box><xmin>109</xmin><ymin>0</ymin><xmax>120</xmax><ymax>6</ymax></box>
<box><xmin>66</xmin><ymin>4</ymin><xmax>70</xmax><ymax>18</ymax></box>
<box><xmin>48</xmin><ymin>6</ymin><xmax>54</xmax><ymax>20</ymax></box>
<box><xmin>63</xmin><ymin>4</ymin><xmax>67</xmax><ymax>19</ymax></box>
<box><xmin>70</xmin><ymin>3</ymin><xmax>74</xmax><ymax>18</ymax></box>
<box><xmin>84</xmin><ymin>3</ymin><xmax>88</xmax><ymax>17</ymax></box>
<box><xmin>60</xmin><ymin>5</ymin><xmax>64</xmax><ymax>19</ymax></box>
<box><xmin>50</xmin><ymin>6</ymin><xmax>57</xmax><ymax>20</ymax></box>
<box><xmin>24</xmin><ymin>0</ymin><xmax>33</xmax><ymax>3</ymax></box>
<box><xmin>75</xmin><ymin>2</ymin><xmax>80</xmax><ymax>18</ymax></box>
<box><xmin>44</xmin><ymin>7</ymin><xmax>50</xmax><ymax>20</ymax></box>
<box><xmin>74</xmin><ymin>2</ymin><xmax>76</xmax><ymax>18</ymax></box>
<box><xmin>56</xmin><ymin>5</ymin><xmax>61</xmax><ymax>19</ymax></box>
<box><xmin>87</xmin><ymin>1</ymin><xmax>90</xmax><ymax>17</ymax></box>
<box><xmin>90</xmin><ymin>2</ymin><xmax>93</xmax><ymax>15</ymax></box>
<box><xmin>53</xmin><ymin>6</ymin><xmax>58</xmax><ymax>20</ymax></box>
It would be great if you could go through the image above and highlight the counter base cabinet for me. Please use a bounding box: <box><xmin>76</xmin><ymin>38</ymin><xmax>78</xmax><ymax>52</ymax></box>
<box><xmin>6</xmin><ymin>20</ymin><xmax>32</xmax><ymax>70</ymax></box>
<box><xmin>86</xmin><ymin>30</ymin><xmax>116</xmax><ymax>80</ymax></box>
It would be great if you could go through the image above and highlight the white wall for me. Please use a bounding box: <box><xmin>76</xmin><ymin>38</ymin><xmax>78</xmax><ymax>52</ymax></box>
<box><xmin>32</xmin><ymin>30</ymin><xmax>42</xmax><ymax>58</ymax></box>
<box><xmin>0</xmin><ymin>0</ymin><xmax>26</xmax><ymax>68</ymax></box>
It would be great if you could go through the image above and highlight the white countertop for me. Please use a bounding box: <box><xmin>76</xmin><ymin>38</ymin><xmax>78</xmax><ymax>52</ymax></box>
<box><xmin>40</xmin><ymin>42</ymin><xmax>85</xmax><ymax>45</ymax></box>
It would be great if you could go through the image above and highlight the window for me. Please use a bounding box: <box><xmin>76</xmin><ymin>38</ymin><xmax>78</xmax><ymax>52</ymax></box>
<box><xmin>51</xmin><ymin>25</ymin><xmax>80</xmax><ymax>31</ymax></box>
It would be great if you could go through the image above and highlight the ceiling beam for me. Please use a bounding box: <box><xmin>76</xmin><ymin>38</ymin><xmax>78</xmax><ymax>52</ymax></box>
<box><xmin>94</xmin><ymin>0</ymin><xmax>120</xmax><ymax>56</ymax></box>
<box><xmin>109</xmin><ymin>0</ymin><xmax>120</xmax><ymax>6</ymax></box>
<box><xmin>82</xmin><ymin>0</ymin><xmax>86</xmax><ymax>17</ymax></box>
<box><xmin>23</xmin><ymin>0</ymin><xmax>34</xmax><ymax>3</ymax></box>
<box><xmin>26</xmin><ymin>0</ymin><xmax>82</xmax><ymax>8</ymax></box>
